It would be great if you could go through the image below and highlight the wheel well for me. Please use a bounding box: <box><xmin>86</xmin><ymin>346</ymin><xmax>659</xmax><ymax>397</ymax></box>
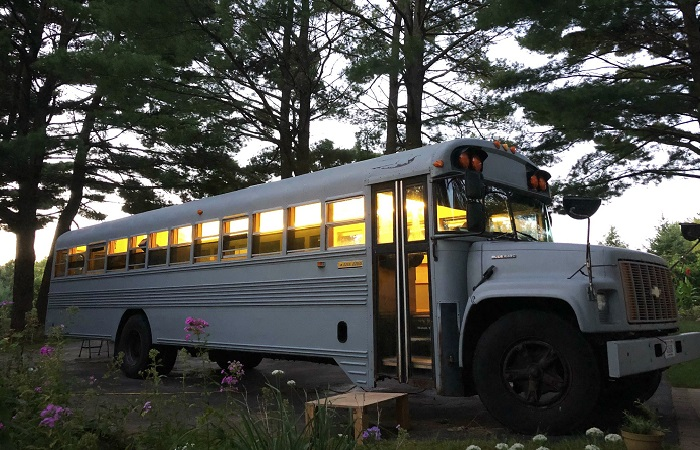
<box><xmin>114</xmin><ymin>309</ymin><xmax>149</xmax><ymax>350</ymax></box>
<box><xmin>461</xmin><ymin>297</ymin><xmax>578</xmax><ymax>395</ymax></box>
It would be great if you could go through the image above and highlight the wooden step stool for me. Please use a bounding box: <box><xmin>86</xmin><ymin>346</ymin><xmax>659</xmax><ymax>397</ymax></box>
<box><xmin>305</xmin><ymin>391</ymin><xmax>409</xmax><ymax>442</ymax></box>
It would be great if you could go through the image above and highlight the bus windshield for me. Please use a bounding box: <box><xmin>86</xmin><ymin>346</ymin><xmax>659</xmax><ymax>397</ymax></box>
<box><xmin>434</xmin><ymin>177</ymin><xmax>553</xmax><ymax>242</ymax></box>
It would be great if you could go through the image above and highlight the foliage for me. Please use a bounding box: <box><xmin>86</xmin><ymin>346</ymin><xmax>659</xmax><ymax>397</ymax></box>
<box><xmin>599</xmin><ymin>226</ymin><xmax>628</xmax><ymax>248</ymax></box>
<box><xmin>621</xmin><ymin>402</ymin><xmax>666</xmax><ymax>435</ymax></box>
<box><xmin>666</xmin><ymin>321</ymin><xmax>700</xmax><ymax>389</ymax></box>
<box><xmin>0</xmin><ymin>259</ymin><xmax>46</xmax><ymax>303</ymax></box>
<box><xmin>478</xmin><ymin>0</ymin><xmax>700</xmax><ymax>201</ymax></box>
<box><xmin>647</xmin><ymin>217</ymin><xmax>700</xmax><ymax>311</ymax></box>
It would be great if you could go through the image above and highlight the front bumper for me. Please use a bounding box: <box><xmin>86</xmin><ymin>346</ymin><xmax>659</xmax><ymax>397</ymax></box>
<box><xmin>607</xmin><ymin>332</ymin><xmax>700</xmax><ymax>377</ymax></box>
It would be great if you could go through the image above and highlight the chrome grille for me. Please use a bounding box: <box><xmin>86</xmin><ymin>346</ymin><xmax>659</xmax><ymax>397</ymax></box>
<box><xmin>619</xmin><ymin>260</ymin><xmax>677</xmax><ymax>323</ymax></box>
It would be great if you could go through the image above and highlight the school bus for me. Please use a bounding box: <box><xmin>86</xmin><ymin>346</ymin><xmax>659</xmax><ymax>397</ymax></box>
<box><xmin>46</xmin><ymin>138</ymin><xmax>700</xmax><ymax>433</ymax></box>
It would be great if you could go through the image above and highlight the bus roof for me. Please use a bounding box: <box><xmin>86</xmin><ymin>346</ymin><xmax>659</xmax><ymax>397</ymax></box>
<box><xmin>56</xmin><ymin>138</ymin><xmax>539</xmax><ymax>248</ymax></box>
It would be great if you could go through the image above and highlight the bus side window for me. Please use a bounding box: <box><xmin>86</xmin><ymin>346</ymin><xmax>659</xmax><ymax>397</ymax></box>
<box><xmin>288</xmin><ymin>202</ymin><xmax>321</xmax><ymax>252</ymax></box>
<box><xmin>87</xmin><ymin>243</ymin><xmax>106</xmax><ymax>273</ymax></box>
<box><xmin>222</xmin><ymin>216</ymin><xmax>248</xmax><ymax>259</ymax></box>
<box><xmin>148</xmin><ymin>230</ymin><xmax>168</xmax><ymax>267</ymax></box>
<box><xmin>54</xmin><ymin>249</ymin><xmax>68</xmax><ymax>277</ymax></box>
<box><xmin>194</xmin><ymin>220</ymin><xmax>219</xmax><ymax>263</ymax></box>
<box><xmin>327</xmin><ymin>197</ymin><xmax>365</xmax><ymax>248</ymax></box>
<box><xmin>252</xmin><ymin>209</ymin><xmax>283</xmax><ymax>255</ymax></box>
<box><xmin>67</xmin><ymin>246</ymin><xmax>86</xmax><ymax>276</ymax></box>
<box><xmin>170</xmin><ymin>225</ymin><xmax>192</xmax><ymax>264</ymax></box>
<box><xmin>128</xmin><ymin>235</ymin><xmax>146</xmax><ymax>270</ymax></box>
<box><xmin>107</xmin><ymin>238</ymin><xmax>128</xmax><ymax>271</ymax></box>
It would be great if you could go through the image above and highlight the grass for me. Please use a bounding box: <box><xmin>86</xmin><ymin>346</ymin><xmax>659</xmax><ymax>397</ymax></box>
<box><xmin>666</xmin><ymin>320</ymin><xmax>700</xmax><ymax>388</ymax></box>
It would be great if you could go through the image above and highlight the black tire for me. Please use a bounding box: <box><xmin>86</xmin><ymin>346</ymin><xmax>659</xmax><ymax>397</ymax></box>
<box><xmin>210</xmin><ymin>350</ymin><xmax>263</xmax><ymax>371</ymax></box>
<box><xmin>473</xmin><ymin>310</ymin><xmax>600</xmax><ymax>434</ymax></box>
<box><xmin>154</xmin><ymin>345</ymin><xmax>178</xmax><ymax>376</ymax></box>
<box><xmin>116</xmin><ymin>315</ymin><xmax>153</xmax><ymax>379</ymax></box>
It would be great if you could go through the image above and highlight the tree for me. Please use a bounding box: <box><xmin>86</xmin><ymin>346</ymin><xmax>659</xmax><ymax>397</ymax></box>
<box><xmin>182</xmin><ymin>0</ymin><xmax>358</xmax><ymax>178</ymax></box>
<box><xmin>599</xmin><ymin>226</ymin><xmax>628</xmax><ymax>248</ymax></box>
<box><xmin>2</xmin><ymin>0</ymin><xmax>252</xmax><ymax>329</ymax></box>
<box><xmin>337</xmin><ymin>0</ymin><xmax>513</xmax><ymax>153</ymax></box>
<box><xmin>479</xmin><ymin>0</ymin><xmax>700</xmax><ymax>201</ymax></box>
<box><xmin>647</xmin><ymin>216</ymin><xmax>700</xmax><ymax>310</ymax></box>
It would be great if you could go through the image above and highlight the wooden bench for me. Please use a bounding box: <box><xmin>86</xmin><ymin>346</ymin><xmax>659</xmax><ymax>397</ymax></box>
<box><xmin>305</xmin><ymin>391</ymin><xmax>409</xmax><ymax>442</ymax></box>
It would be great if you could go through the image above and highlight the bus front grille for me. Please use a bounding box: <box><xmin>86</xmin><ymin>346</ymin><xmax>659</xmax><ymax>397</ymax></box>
<box><xmin>619</xmin><ymin>260</ymin><xmax>677</xmax><ymax>324</ymax></box>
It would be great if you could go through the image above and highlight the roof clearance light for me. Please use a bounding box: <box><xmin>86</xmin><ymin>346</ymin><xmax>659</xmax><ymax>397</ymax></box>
<box><xmin>433</xmin><ymin>160</ymin><xmax>444</xmax><ymax>168</ymax></box>
<box><xmin>471</xmin><ymin>155</ymin><xmax>483</xmax><ymax>172</ymax></box>
<box><xmin>502</xmin><ymin>143</ymin><xmax>509</xmax><ymax>151</ymax></box>
<box><xmin>510</xmin><ymin>145</ymin><xmax>516</xmax><ymax>154</ymax></box>
<box><xmin>493</xmin><ymin>140</ymin><xmax>501</xmax><ymax>148</ymax></box>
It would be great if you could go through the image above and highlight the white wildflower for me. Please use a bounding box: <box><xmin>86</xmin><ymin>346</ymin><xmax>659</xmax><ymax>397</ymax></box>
<box><xmin>605</xmin><ymin>433</ymin><xmax>622</xmax><ymax>443</ymax></box>
<box><xmin>585</xmin><ymin>427</ymin><xmax>604</xmax><ymax>438</ymax></box>
<box><xmin>585</xmin><ymin>445</ymin><xmax>600</xmax><ymax>450</ymax></box>
<box><xmin>287</xmin><ymin>380</ymin><xmax>296</xmax><ymax>387</ymax></box>
<box><xmin>535</xmin><ymin>447</ymin><xmax>549</xmax><ymax>450</ymax></box>
<box><xmin>509</xmin><ymin>444</ymin><xmax>524</xmax><ymax>450</ymax></box>
<box><xmin>532</xmin><ymin>434</ymin><xmax>547</xmax><ymax>443</ymax></box>
<box><xmin>271</xmin><ymin>369</ymin><xmax>284</xmax><ymax>376</ymax></box>
<box><xmin>466</xmin><ymin>445</ymin><xmax>481</xmax><ymax>450</ymax></box>
<box><xmin>495</xmin><ymin>443</ymin><xmax>509</xmax><ymax>450</ymax></box>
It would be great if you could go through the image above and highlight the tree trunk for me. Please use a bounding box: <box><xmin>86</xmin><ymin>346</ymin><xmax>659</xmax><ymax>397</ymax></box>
<box><xmin>294</xmin><ymin>0</ymin><xmax>312</xmax><ymax>175</ymax></box>
<box><xmin>385</xmin><ymin>10</ymin><xmax>402</xmax><ymax>154</ymax></box>
<box><xmin>11</xmin><ymin>224</ymin><xmax>36</xmax><ymax>331</ymax></box>
<box><xmin>403</xmin><ymin>0</ymin><xmax>425</xmax><ymax>150</ymax></box>
<box><xmin>278</xmin><ymin>0</ymin><xmax>296</xmax><ymax>179</ymax></box>
<box><xmin>36</xmin><ymin>94</ymin><xmax>102</xmax><ymax>325</ymax></box>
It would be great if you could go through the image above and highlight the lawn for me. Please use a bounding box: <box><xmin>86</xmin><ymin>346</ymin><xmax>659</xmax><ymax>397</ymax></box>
<box><xmin>666</xmin><ymin>320</ymin><xmax>700</xmax><ymax>388</ymax></box>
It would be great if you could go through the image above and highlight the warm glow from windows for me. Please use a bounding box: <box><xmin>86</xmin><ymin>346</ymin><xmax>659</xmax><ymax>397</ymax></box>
<box><xmin>150</xmin><ymin>231</ymin><xmax>168</xmax><ymax>248</ymax></box>
<box><xmin>196</xmin><ymin>220</ymin><xmax>218</xmax><ymax>238</ymax></box>
<box><xmin>108</xmin><ymin>239</ymin><xmax>128</xmax><ymax>254</ymax></box>
<box><xmin>328</xmin><ymin>197</ymin><xmax>363</xmax><ymax>222</ymax></box>
<box><xmin>224</xmin><ymin>216</ymin><xmax>248</xmax><ymax>234</ymax></box>
<box><xmin>69</xmin><ymin>246</ymin><xmax>86</xmax><ymax>254</ymax></box>
<box><xmin>171</xmin><ymin>226</ymin><xmax>192</xmax><ymax>245</ymax></box>
<box><xmin>376</xmin><ymin>192</ymin><xmax>394</xmax><ymax>244</ymax></box>
<box><xmin>130</xmin><ymin>235</ymin><xmax>146</xmax><ymax>249</ymax></box>
<box><xmin>292</xmin><ymin>203</ymin><xmax>321</xmax><ymax>227</ymax></box>
<box><xmin>256</xmin><ymin>210</ymin><xmax>283</xmax><ymax>233</ymax></box>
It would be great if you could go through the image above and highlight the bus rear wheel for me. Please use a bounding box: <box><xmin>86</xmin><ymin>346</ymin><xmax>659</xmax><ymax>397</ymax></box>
<box><xmin>116</xmin><ymin>315</ymin><xmax>153</xmax><ymax>378</ymax></box>
<box><xmin>473</xmin><ymin>310</ymin><xmax>600</xmax><ymax>434</ymax></box>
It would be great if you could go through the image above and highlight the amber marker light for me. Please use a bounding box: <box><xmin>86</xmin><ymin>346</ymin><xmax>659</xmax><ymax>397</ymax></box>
<box><xmin>493</xmin><ymin>140</ymin><xmax>501</xmax><ymax>148</ymax></box>
<box><xmin>433</xmin><ymin>159</ymin><xmax>444</xmax><ymax>168</ymax></box>
<box><xmin>197</xmin><ymin>209</ymin><xmax>203</xmax><ymax>215</ymax></box>
<box><xmin>510</xmin><ymin>146</ymin><xmax>517</xmax><ymax>153</ymax></box>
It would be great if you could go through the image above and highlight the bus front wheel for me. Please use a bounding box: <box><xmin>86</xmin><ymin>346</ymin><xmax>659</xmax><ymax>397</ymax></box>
<box><xmin>117</xmin><ymin>315</ymin><xmax>153</xmax><ymax>378</ymax></box>
<box><xmin>472</xmin><ymin>310</ymin><xmax>600</xmax><ymax>434</ymax></box>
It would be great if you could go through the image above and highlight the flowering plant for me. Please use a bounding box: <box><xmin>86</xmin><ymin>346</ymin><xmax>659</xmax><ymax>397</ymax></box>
<box><xmin>184</xmin><ymin>317</ymin><xmax>209</xmax><ymax>341</ymax></box>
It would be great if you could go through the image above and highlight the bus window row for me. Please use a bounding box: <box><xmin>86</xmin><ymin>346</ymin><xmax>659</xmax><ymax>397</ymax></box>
<box><xmin>54</xmin><ymin>196</ymin><xmax>366</xmax><ymax>277</ymax></box>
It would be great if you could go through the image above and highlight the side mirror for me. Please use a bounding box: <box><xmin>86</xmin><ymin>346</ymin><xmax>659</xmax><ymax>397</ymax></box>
<box><xmin>466</xmin><ymin>202</ymin><xmax>486</xmax><ymax>233</ymax></box>
<box><xmin>465</xmin><ymin>171</ymin><xmax>485</xmax><ymax>199</ymax></box>
<box><xmin>563</xmin><ymin>197</ymin><xmax>601</xmax><ymax>220</ymax></box>
<box><xmin>680</xmin><ymin>222</ymin><xmax>700</xmax><ymax>241</ymax></box>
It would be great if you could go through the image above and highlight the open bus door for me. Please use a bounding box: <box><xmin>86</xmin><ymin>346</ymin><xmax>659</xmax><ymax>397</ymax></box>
<box><xmin>373</xmin><ymin>177</ymin><xmax>434</xmax><ymax>384</ymax></box>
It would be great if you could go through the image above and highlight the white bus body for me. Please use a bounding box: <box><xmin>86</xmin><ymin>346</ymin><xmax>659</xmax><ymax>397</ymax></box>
<box><xmin>46</xmin><ymin>138</ymin><xmax>700</xmax><ymax>433</ymax></box>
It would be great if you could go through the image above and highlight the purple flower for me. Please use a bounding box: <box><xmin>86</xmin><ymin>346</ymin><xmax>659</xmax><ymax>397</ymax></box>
<box><xmin>0</xmin><ymin>422</ymin><xmax>4</xmax><ymax>430</ymax></box>
<box><xmin>34</xmin><ymin>386</ymin><xmax>42</xmax><ymax>393</ymax></box>
<box><xmin>40</xmin><ymin>346</ymin><xmax>54</xmax><ymax>357</ymax></box>
<box><xmin>220</xmin><ymin>361</ymin><xmax>244</xmax><ymax>392</ymax></box>
<box><xmin>88</xmin><ymin>375</ymin><xmax>97</xmax><ymax>385</ymax></box>
<box><xmin>39</xmin><ymin>404</ymin><xmax>71</xmax><ymax>428</ymax></box>
<box><xmin>141</xmin><ymin>401</ymin><xmax>152</xmax><ymax>416</ymax></box>
<box><xmin>184</xmin><ymin>317</ymin><xmax>209</xmax><ymax>341</ymax></box>
<box><xmin>361</xmin><ymin>426</ymin><xmax>381</xmax><ymax>441</ymax></box>
<box><xmin>0</xmin><ymin>301</ymin><xmax>13</xmax><ymax>307</ymax></box>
